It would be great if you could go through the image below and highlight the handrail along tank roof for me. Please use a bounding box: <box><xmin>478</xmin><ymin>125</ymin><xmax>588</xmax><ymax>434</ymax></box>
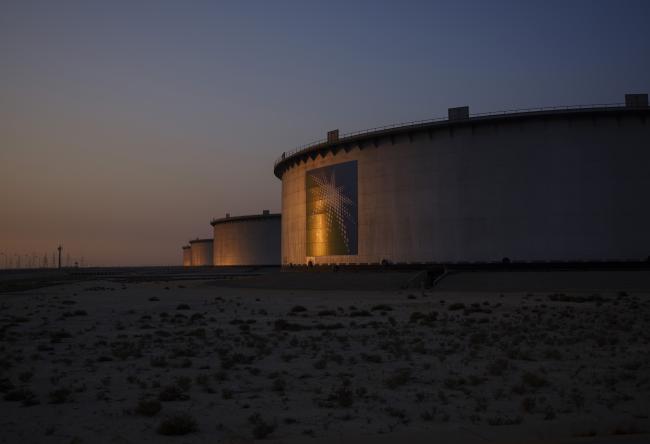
<box><xmin>211</xmin><ymin>211</ymin><xmax>280</xmax><ymax>226</ymax></box>
<box><xmin>274</xmin><ymin>101</ymin><xmax>647</xmax><ymax>178</ymax></box>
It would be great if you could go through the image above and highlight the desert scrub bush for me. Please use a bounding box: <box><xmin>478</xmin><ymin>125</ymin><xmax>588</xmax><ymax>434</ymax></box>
<box><xmin>135</xmin><ymin>399</ymin><xmax>162</xmax><ymax>416</ymax></box>
<box><xmin>313</xmin><ymin>358</ymin><xmax>327</xmax><ymax>370</ymax></box>
<box><xmin>385</xmin><ymin>406</ymin><xmax>408</xmax><ymax>422</ymax></box>
<box><xmin>49</xmin><ymin>388</ymin><xmax>72</xmax><ymax>404</ymax></box>
<box><xmin>621</xmin><ymin>360</ymin><xmax>642</xmax><ymax>371</ymax></box>
<box><xmin>274</xmin><ymin>319</ymin><xmax>308</xmax><ymax>332</ymax></box>
<box><xmin>249</xmin><ymin>412</ymin><xmax>276</xmax><ymax>439</ymax></box>
<box><xmin>157</xmin><ymin>413</ymin><xmax>197</xmax><ymax>435</ymax></box>
<box><xmin>187</xmin><ymin>328</ymin><xmax>206</xmax><ymax>338</ymax></box>
<box><xmin>174</xmin><ymin>376</ymin><xmax>192</xmax><ymax>391</ymax></box>
<box><xmin>466</xmin><ymin>375</ymin><xmax>486</xmax><ymax>386</ymax></box>
<box><xmin>421</xmin><ymin>408</ymin><xmax>437</xmax><ymax>421</ymax></box>
<box><xmin>0</xmin><ymin>378</ymin><xmax>15</xmax><ymax>392</ymax></box>
<box><xmin>158</xmin><ymin>385</ymin><xmax>189</xmax><ymax>402</ymax></box>
<box><xmin>272</xmin><ymin>378</ymin><xmax>286</xmax><ymax>392</ymax></box>
<box><xmin>111</xmin><ymin>341</ymin><xmax>142</xmax><ymax>360</ymax></box>
<box><xmin>371</xmin><ymin>304</ymin><xmax>393</xmax><ymax>311</ymax></box>
<box><xmin>150</xmin><ymin>356</ymin><xmax>167</xmax><ymax>368</ymax></box>
<box><xmin>487</xmin><ymin>358</ymin><xmax>509</xmax><ymax>376</ymax></box>
<box><xmin>170</xmin><ymin>347</ymin><xmax>197</xmax><ymax>358</ymax></box>
<box><xmin>324</xmin><ymin>385</ymin><xmax>354</xmax><ymax>408</ymax></box>
<box><xmin>213</xmin><ymin>370</ymin><xmax>228</xmax><ymax>382</ymax></box>
<box><xmin>507</xmin><ymin>347</ymin><xmax>535</xmax><ymax>361</ymax></box>
<box><xmin>543</xmin><ymin>406</ymin><xmax>556</xmax><ymax>420</ymax></box>
<box><xmin>570</xmin><ymin>388</ymin><xmax>585</xmax><ymax>409</ymax></box>
<box><xmin>18</xmin><ymin>371</ymin><xmax>33</xmax><ymax>383</ymax></box>
<box><xmin>3</xmin><ymin>388</ymin><xmax>36</xmax><ymax>403</ymax></box>
<box><xmin>384</xmin><ymin>368</ymin><xmax>412</xmax><ymax>389</ymax></box>
<box><xmin>487</xmin><ymin>415</ymin><xmax>522</xmax><ymax>426</ymax></box>
<box><xmin>361</xmin><ymin>353</ymin><xmax>383</xmax><ymax>363</ymax></box>
<box><xmin>443</xmin><ymin>377</ymin><xmax>467</xmax><ymax>390</ymax></box>
<box><xmin>409</xmin><ymin>311</ymin><xmax>438</xmax><ymax>325</ymax></box>
<box><xmin>171</xmin><ymin>358</ymin><xmax>192</xmax><ymax>369</ymax></box>
<box><xmin>176</xmin><ymin>304</ymin><xmax>191</xmax><ymax>310</ymax></box>
<box><xmin>543</xmin><ymin>349</ymin><xmax>563</xmax><ymax>360</ymax></box>
<box><xmin>612</xmin><ymin>423</ymin><xmax>642</xmax><ymax>435</ymax></box>
<box><xmin>280</xmin><ymin>353</ymin><xmax>296</xmax><ymax>363</ymax></box>
<box><xmin>522</xmin><ymin>371</ymin><xmax>547</xmax><ymax>389</ymax></box>
<box><xmin>314</xmin><ymin>322</ymin><xmax>344</xmax><ymax>330</ymax></box>
<box><xmin>290</xmin><ymin>305</ymin><xmax>307</xmax><ymax>313</ymax></box>
<box><xmin>317</xmin><ymin>309</ymin><xmax>337</xmax><ymax>316</ymax></box>
<box><xmin>49</xmin><ymin>330</ymin><xmax>72</xmax><ymax>343</ymax></box>
<box><xmin>574</xmin><ymin>430</ymin><xmax>597</xmax><ymax>438</ymax></box>
<box><xmin>349</xmin><ymin>310</ymin><xmax>372</xmax><ymax>317</ymax></box>
<box><xmin>189</xmin><ymin>313</ymin><xmax>204</xmax><ymax>322</ymax></box>
<box><xmin>195</xmin><ymin>374</ymin><xmax>210</xmax><ymax>386</ymax></box>
<box><xmin>469</xmin><ymin>331</ymin><xmax>489</xmax><ymax>345</ymax></box>
<box><xmin>220</xmin><ymin>352</ymin><xmax>254</xmax><ymax>369</ymax></box>
<box><xmin>521</xmin><ymin>396</ymin><xmax>536</xmax><ymax>413</ymax></box>
<box><xmin>448</xmin><ymin>303</ymin><xmax>465</xmax><ymax>311</ymax></box>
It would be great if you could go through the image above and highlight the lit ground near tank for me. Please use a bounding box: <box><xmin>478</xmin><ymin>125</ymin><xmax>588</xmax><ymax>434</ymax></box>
<box><xmin>1</xmin><ymin>269</ymin><xmax>649</xmax><ymax>443</ymax></box>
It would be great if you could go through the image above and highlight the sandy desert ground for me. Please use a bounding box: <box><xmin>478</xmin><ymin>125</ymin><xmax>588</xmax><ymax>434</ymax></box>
<box><xmin>1</xmin><ymin>269</ymin><xmax>649</xmax><ymax>443</ymax></box>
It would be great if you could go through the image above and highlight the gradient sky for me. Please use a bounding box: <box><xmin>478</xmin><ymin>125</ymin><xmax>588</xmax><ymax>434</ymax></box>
<box><xmin>2</xmin><ymin>0</ymin><xmax>650</xmax><ymax>266</ymax></box>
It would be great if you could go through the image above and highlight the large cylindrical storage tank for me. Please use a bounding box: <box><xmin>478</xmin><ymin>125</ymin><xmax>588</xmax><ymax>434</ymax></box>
<box><xmin>274</xmin><ymin>98</ymin><xmax>650</xmax><ymax>265</ymax></box>
<box><xmin>182</xmin><ymin>245</ymin><xmax>191</xmax><ymax>266</ymax></box>
<box><xmin>189</xmin><ymin>239</ymin><xmax>213</xmax><ymax>266</ymax></box>
<box><xmin>211</xmin><ymin>211</ymin><xmax>281</xmax><ymax>266</ymax></box>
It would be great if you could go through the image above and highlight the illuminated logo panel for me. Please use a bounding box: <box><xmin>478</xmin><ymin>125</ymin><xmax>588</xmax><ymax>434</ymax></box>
<box><xmin>306</xmin><ymin>161</ymin><xmax>358</xmax><ymax>256</ymax></box>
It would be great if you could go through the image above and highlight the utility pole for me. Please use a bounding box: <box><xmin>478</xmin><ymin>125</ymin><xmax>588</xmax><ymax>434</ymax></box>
<box><xmin>57</xmin><ymin>245</ymin><xmax>62</xmax><ymax>269</ymax></box>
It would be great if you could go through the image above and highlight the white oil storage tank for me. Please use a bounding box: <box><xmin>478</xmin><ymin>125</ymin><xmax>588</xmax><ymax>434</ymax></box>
<box><xmin>189</xmin><ymin>238</ymin><xmax>213</xmax><ymax>266</ymax></box>
<box><xmin>211</xmin><ymin>211</ymin><xmax>281</xmax><ymax>266</ymax></box>
<box><xmin>182</xmin><ymin>245</ymin><xmax>191</xmax><ymax>266</ymax></box>
<box><xmin>274</xmin><ymin>94</ymin><xmax>650</xmax><ymax>266</ymax></box>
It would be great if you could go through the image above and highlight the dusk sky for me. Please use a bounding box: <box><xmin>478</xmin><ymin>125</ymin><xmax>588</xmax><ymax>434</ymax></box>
<box><xmin>2</xmin><ymin>0</ymin><xmax>650</xmax><ymax>266</ymax></box>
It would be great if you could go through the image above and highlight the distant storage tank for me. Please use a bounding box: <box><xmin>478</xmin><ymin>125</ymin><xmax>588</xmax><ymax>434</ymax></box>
<box><xmin>189</xmin><ymin>238</ymin><xmax>213</xmax><ymax>266</ymax></box>
<box><xmin>211</xmin><ymin>211</ymin><xmax>281</xmax><ymax>266</ymax></box>
<box><xmin>274</xmin><ymin>94</ymin><xmax>650</xmax><ymax>265</ymax></box>
<box><xmin>182</xmin><ymin>245</ymin><xmax>191</xmax><ymax>266</ymax></box>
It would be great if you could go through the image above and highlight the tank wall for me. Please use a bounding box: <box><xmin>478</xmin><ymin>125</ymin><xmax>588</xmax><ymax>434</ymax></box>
<box><xmin>281</xmin><ymin>113</ymin><xmax>650</xmax><ymax>265</ymax></box>
<box><xmin>182</xmin><ymin>248</ymin><xmax>191</xmax><ymax>266</ymax></box>
<box><xmin>213</xmin><ymin>218</ymin><xmax>281</xmax><ymax>266</ymax></box>
<box><xmin>190</xmin><ymin>242</ymin><xmax>213</xmax><ymax>266</ymax></box>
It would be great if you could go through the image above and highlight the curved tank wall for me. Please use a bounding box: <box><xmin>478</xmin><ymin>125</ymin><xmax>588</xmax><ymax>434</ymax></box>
<box><xmin>275</xmin><ymin>106</ymin><xmax>650</xmax><ymax>265</ymax></box>
<box><xmin>182</xmin><ymin>246</ymin><xmax>191</xmax><ymax>267</ymax></box>
<box><xmin>211</xmin><ymin>212</ymin><xmax>281</xmax><ymax>266</ymax></box>
<box><xmin>189</xmin><ymin>239</ymin><xmax>213</xmax><ymax>266</ymax></box>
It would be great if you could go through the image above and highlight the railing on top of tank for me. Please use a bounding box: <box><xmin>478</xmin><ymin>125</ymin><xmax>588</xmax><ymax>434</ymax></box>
<box><xmin>274</xmin><ymin>102</ymin><xmax>626</xmax><ymax>168</ymax></box>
